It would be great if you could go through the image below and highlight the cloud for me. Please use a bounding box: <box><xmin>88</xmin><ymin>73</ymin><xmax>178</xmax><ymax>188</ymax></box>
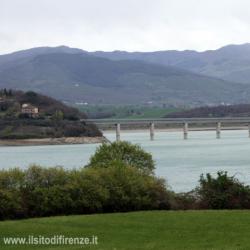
<box><xmin>1</xmin><ymin>0</ymin><xmax>250</xmax><ymax>53</ymax></box>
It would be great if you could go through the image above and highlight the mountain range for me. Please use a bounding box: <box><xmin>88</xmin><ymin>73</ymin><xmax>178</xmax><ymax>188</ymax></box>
<box><xmin>1</xmin><ymin>44</ymin><xmax>250</xmax><ymax>106</ymax></box>
<box><xmin>93</xmin><ymin>44</ymin><xmax>250</xmax><ymax>84</ymax></box>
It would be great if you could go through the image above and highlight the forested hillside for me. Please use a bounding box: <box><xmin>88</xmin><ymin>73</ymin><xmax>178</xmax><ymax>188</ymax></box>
<box><xmin>0</xmin><ymin>46</ymin><xmax>250</xmax><ymax>106</ymax></box>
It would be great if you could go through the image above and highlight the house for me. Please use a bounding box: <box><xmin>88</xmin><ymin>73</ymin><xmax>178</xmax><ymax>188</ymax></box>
<box><xmin>21</xmin><ymin>103</ymin><xmax>39</xmax><ymax>117</ymax></box>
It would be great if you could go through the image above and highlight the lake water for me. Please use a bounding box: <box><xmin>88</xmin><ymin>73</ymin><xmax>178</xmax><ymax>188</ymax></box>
<box><xmin>1</xmin><ymin>130</ymin><xmax>250</xmax><ymax>192</ymax></box>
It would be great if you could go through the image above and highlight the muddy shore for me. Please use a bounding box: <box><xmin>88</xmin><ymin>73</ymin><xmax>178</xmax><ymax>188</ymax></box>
<box><xmin>0</xmin><ymin>136</ymin><xmax>107</xmax><ymax>146</ymax></box>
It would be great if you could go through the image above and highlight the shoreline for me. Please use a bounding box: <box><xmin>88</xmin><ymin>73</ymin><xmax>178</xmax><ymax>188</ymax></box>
<box><xmin>0</xmin><ymin>127</ymin><xmax>248</xmax><ymax>146</ymax></box>
<box><xmin>0</xmin><ymin>136</ymin><xmax>107</xmax><ymax>146</ymax></box>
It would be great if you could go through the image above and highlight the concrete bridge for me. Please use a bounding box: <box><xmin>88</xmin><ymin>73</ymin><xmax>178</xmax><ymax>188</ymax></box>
<box><xmin>84</xmin><ymin>117</ymin><xmax>250</xmax><ymax>141</ymax></box>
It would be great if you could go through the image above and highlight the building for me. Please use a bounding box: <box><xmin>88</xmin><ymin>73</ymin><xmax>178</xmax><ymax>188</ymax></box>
<box><xmin>21</xmin><ymin>103</ymin><xmax>39</xmax><ymax>117</ymax></box>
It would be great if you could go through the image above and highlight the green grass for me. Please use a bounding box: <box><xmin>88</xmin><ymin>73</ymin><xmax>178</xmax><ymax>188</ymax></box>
<box><xmin>1</xmin><ymin>211</ymin><xmax>250</xmax><ymax>249</ymax></box>
<box><xmin>122</xmin><ymin>107</ymin><xmax>176</xmax><ymax>119</ymax></box>
<box><xmin>76</xmin><ymin>104</ymin><xmax>181</xmax><ymax>119</ymax></box>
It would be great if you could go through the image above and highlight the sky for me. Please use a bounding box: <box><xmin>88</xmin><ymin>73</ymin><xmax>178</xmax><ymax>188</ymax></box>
<box><xmin>1</xmin><ymin>0</ymin><xmax>250</xmax><ymax>54</ymax></box>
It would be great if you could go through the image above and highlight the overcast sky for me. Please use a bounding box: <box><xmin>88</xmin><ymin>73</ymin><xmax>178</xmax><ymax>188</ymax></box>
<box><xmin>1</xmin><ymin>0</ymin><xmax>250</xmax><ymax>54</ymax></box>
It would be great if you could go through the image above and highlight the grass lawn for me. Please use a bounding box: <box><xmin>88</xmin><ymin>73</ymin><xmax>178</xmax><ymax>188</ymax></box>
<box><xmin>1</xmin><ymin>210</ymin><xmax>250</xmax><ymax>250</ymax></box>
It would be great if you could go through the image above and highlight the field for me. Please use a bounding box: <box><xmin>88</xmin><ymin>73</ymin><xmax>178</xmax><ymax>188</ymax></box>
<box><xmin>1</xmin><ymin>211</ymin><xmax>250</xmax><ymax>250</ymax></box>
<box><xmin>76</xmin><ymin>104</ymin><xmax>181</xmax><ymax>119</ymax></box>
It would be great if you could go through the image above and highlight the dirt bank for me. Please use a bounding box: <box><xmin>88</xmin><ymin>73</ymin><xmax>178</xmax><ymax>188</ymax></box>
<box><xmin>0</xmin><ymin>136</ymin><xmax>107</xmax><ymax>146</ymax></box>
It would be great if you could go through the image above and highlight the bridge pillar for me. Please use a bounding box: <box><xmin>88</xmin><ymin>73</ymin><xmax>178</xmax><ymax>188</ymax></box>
<box><xmin>183</xmin><ymin>122</ymin><xmax>188</xmax><ymax>140</ymax></box>
<box><xmin>116</xmin><ymin>123</ymin><xmax>121</xmax><ymax>142</ymax></box>
<box><xmin>150</xmin><ymin>122</ymin><xmax>155</xmax><ymax>141</ymax></box>
<box><xmin>216</xmin><ymin>122</ymin><xmax>221</xmax><ymax>139</ymax></box>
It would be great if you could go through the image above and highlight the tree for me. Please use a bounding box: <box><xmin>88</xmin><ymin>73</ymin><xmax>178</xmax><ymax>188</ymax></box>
<box><xmin>51</xmin><ymin>110</ymin><xmax>64</xmax><ymax>132</ymax></box>
<box><xmin>83</xmin><ymin>163</ymin><xmax>170</xmax><ymax>212</ymax></box>
<box><xmin>87</xmin><ymin>141</ymin><xmax>155</xmax><ymax>174</ymax></box>
<box><xmin>52</xmin><ymin>110</ymin><xmax>64</xmax><ymax>122</ymax></box>
<box><xmin>197</xmin><ymin>171</ymin><xmax>250</xmax><ymax>209</ymax></box>
<box><xmin>0</xmin><ymin>164</ymin><xmax>171</xmax><ymax>220</ymax></box>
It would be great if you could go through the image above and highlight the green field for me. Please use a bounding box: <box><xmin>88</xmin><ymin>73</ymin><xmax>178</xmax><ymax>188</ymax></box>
<box><xmin>1</xmin><ymin>211</ymin><xmax>250</xmax><ymax>250</ymax></box>
<box><xmin>76</xmin><ymin>104</ymin><xmax>181</xmax><ymax>119</ymax></box>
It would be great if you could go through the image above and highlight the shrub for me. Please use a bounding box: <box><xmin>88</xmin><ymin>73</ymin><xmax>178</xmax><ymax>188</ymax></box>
<box><xmin>83</xmin><ymin>163</ymin><xmax>170</xmax><ymax>212</ymax></box>
<box><xmin>0</xmin><ymin>168</ymin><xmax>27</xmax><ymax>219</ymax></box>
<box><xmin>64</xmin><ymin>124</ymin><xmax>86</xmax><ymax>137</ymax></box>
<box><xmin>171</xmin><ymin>191</ymin><xmax>199</xmax><ymax>210</ymax></box>
<box><xmin>0</xmin><ymin>190</ymin><xmax>20</xmax><ymax>219</ymax></box>
<box><xmin>197</xmin><ymin>171</ymin><xmax>250</xmax><ymax>209</ymax></box>
<box><xmin>0</xmin><ymin>164</ymin><xmax>170</xmax><ymax>220</ymax></box>
<box><xmin>87</xmin><ymin>141</ymin><xmax>155</xmax><ymax>174</ymax></box>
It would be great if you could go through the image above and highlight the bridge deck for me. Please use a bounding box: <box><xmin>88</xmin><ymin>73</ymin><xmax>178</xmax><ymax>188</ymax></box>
<box><xmin>84</xmin><ymin>117</ymin><xmax>250</xmax><ymax>125</ymax></box>
<box><xmin>83</xmin><ymin>117</ymin><xmax>250</xmax><ymax>141</ymax></box>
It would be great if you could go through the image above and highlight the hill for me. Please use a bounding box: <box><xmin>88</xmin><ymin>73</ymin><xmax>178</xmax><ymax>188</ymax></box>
<box><xmin>0</xmin><ymin>89</ymin><xmax>101</xmax><ymax>140</ymax></box>
<box><xmin>165</xmin><ymin>104</ymin><xmax>250</xmax><ymax>118</ymax></box>
<box><xmin>0</xmin><ymin>47</ymin><xmax>250</xmax><ymax>106</ymax></box>
<box><xmin>1</xmin><ymin>211</ymin><xmax>250</xmax><ymax>250</ymax></box>
<box><xmin>93</xmin><ymin>43</ymin><xmax>250</xmax><ymax>84</ymax></box>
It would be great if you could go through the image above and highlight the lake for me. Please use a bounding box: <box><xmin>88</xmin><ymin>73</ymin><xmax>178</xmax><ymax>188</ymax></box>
<box><xmin>0</xmin><ymin>130</ymin><xmax>250</xmax><ymax>192</ymax></box>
